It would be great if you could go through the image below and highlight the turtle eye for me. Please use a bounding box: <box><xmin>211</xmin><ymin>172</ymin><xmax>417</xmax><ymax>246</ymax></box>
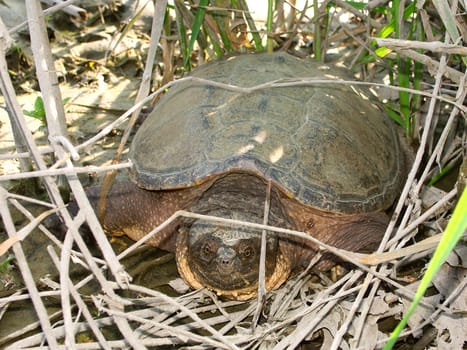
<box><xmin>200</xmin><ymin>241</ymin><xmax>217</xmax><ymax>261</ymax></box>
<box><xmin>239</xmin><ymin>245</ymin><xmax>255</xmax><ymax>260</ymax></box>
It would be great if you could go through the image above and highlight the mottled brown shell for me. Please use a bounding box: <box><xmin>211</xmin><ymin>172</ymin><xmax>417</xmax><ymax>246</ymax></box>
<box><xmin>130</xmin><ymin>52</ymin><xmax>405</xmax><ymax>214</ymax></box>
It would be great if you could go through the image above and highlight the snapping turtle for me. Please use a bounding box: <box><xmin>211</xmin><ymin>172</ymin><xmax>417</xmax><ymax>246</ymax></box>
<box><xmin>94</xmin><ymin>52</ymin><xmax>407</xmax><ymax>300</ymax></box>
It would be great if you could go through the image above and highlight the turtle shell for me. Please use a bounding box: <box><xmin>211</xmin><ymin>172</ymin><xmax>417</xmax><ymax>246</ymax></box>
<box><xmin>130</xmin><ymin>52</ymin><xmax>405</xmax><ymax>214</ymax></box>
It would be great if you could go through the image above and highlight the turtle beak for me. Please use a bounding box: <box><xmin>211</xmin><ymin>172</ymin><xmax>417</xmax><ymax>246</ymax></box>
<box><xmin>215</xmin><ymin>246</ymin><xmax>237</xmax><ymax>275</ymax></box>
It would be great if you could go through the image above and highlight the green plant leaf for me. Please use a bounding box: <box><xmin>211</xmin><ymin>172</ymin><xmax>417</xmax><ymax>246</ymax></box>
<box><xmin>344</xmin><ymin>1</ymin><xmax>366</xmax><ymax>10</ymax></box>
<box><xmin>0</xmin><ymin>254</ymin><xmax>15</xmax><ymax>272</ymax></box>
<box><xmin>384</xmin><ymin>105</ymin><xmax>404</xmax><ymax>126</ymax></box>
<box><xmin>23</xmin><ymin>96</ymin><xmax>46</xmax><ymax>123</ymax></box>
<box><xmin>375</xmin><ymin>46</ymin><xmax>392</xmax><ymax>58</ymax></box>
<box><xmin>377</xmin><ymin>2</ymin><xmax>416</xmax><ymax>38</ymax></box>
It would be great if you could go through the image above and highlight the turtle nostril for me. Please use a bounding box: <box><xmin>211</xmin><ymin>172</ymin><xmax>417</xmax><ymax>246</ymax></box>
<box><xmin>216</xmin><ymin>247</ymin><xmax>236</xmax><ymax>270</ymax></box>
<box><xmin>220</xmin><ymin>258</ymin><xmax>232</xmax><ymax>265</ymax></box>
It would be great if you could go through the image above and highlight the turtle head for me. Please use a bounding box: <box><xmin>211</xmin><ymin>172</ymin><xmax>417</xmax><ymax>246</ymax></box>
<box><xmin>175</xmin><ymin>219</ymin><xmax>289</xmax><ymax>300</ymax></box>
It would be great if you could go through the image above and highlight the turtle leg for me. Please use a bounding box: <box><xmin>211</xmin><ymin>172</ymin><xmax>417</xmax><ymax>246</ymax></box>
<box><xmin>293</xmin><ymin>211</ymin><xmax>389</xmax><ymax>270</ymax></box>
<box><xmin>92</xmin><ymin>181</ymin><xmax>205</xmax><ymax>251</ymax></box>
<box><xmin>60</xmin><ymin>181</ymin><xmax>200</xmax><ymax>252</ymax></box>
<box><xmin>324</xmin><ymin>212</ymin><xmax>388</xmax><ymax>253</ymax></box>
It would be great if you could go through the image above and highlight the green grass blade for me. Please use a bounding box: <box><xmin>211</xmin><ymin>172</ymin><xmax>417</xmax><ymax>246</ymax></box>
<box><xmin>383</xmin><ymin>188</ymin><xmax>467</xmax><ymax>349</ymax></box>
<box><xmin>383</xmin><ymin>104</ymin><xmax>405</xmax><ymax>127</ymax></box>
<box><xmin>432</xmin><ymin>0</ymin><xmax>461</xmax><ymax>42</ymax></box>
<box><xmin>313</xmin><ymin>0</ymin><xmax>322</xmax><ymax>60</ymax></box>
<box><xmin>398</xmin><ymin>57</ymin><xmax>411</xmax><ymax>137</ymax></box>
<box><xmin>204</xmin><ymin>24</ymin><xmax>224</xmax><ymax>58</ymax></box>
<box><xmin>377</xmin><ymin>2</ymin><xmax>416</xmax><ymax>39</ymax></box>
<box><xmin>344</xmin><ymin>1</ymin><xmax>366</xmax><ymax>10</ymax></box>
<box><xmin>235</xmin><ymin>0</ymin><xmax>264</xmax><ymax>50</ymax></box>
<box><xmin>391</xmin><ymin>0</ymin><xmax>411</xmax><ymax>137</ymax></box>
<box><xmin>427</xmin><ymin>162</ymin><xmax>458</xmax><ymax>187</ymax></box>
<box><xmin>210</xmin><ymin>4</ymin><xmax>232</xmax><ymax>52</ymax></box>
<box><xmin>185</xmin><ymin>0</ymin><xmax>209</xmax><ymax>66</ymax></box>
<box><xmin>266</xmin><ymin>0</ymin><xmax>274</xmax><ymax>52</ymax></box>
<box><xmin>174</xmin><ymin>1</ymin><xmax>189</xmax><ymax>68</ymax></box>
